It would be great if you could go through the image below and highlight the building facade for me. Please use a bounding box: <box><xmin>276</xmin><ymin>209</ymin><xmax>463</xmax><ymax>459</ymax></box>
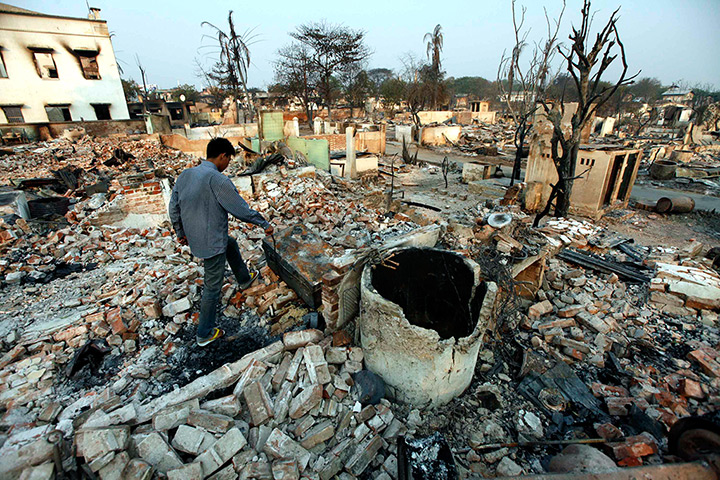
<box><xmin>0</xmin><ymin>4</ymin><xmax>129</xmax><ymax>124</ymax></box>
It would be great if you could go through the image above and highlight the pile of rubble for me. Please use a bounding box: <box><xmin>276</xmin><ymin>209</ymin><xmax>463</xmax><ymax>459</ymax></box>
<box><xmin>2</xmin><ymin>130</ymin><xmax>720</xmax><ymax>479</ymax></box>
<box><xmin>2</xmin><ymin>329</ymin><xmax>417</xmax><ymax>479</ymax></box>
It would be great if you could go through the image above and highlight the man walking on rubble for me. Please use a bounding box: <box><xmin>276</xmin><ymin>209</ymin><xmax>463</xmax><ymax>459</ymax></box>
<box><xmin>169</xmin><ymin>137</ymin><xmax>273</xmax><ymax>347</ymax></box>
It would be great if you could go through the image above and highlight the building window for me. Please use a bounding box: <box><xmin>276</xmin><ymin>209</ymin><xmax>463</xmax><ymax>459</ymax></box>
<box><xmin>91</xmin><ymin>104</ymin><xmax>111</xmax><ymax>120</ymax></box>
<box><xmin>45</xmin><ymin>105</ymin><xmax>72</xmax><ymax>122</ymax></box>
<box><xmin>2</xmin><ymin>106</ymin><xmax>24</xmax><ymax>123</ymax></box>
<box><xmin>75</xmin><ymin>50</ymin><xmax>101</xmax><ymax>79</ymax></box>
<box><xmin>0</xmin><ymin>50</ymin><xmax>7</xmax><ymax>78</ymax></box>
<box><xmin>30</xmin><ymin>49</ymin><xmax>59</xmax><ymax>79</ymax></box>
<box><xmin>169</xmin><ymin>106</ymin><xmax>184</xmax><ymax>121</ymax></box>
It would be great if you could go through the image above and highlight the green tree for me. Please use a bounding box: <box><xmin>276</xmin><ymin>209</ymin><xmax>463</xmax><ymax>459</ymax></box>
<box><xmin>274</xmin><ymin>42</ymin><xmax>319</xmax><ymax>127</ymax></box>
<box><xmin>171</xmin><ymin>84</ymin><xmax>200</xmax><ymax>102</ymax></box>
<box><xmin>290</xmin><ymin>21</ymin><xmax>372</xmax><ymax>121</ymax></box>
<box><xmin>367</xmin><ymin>68</ymin><xmax>394</xmax><ymax>95</ymax></box>
<box><xmin>628</xmin><ymin>77</ymin><xmax>664</xmax><ymax>103</ymax></box>
<box><xmin>341</xmin><ymin>66</ymin><xmax>372</xmax><ymax>117</ymax></box>
<box><xmin>379</xmin><ymin>77</ymin><xmax>406</xmax><ymax>112</ymax></box>
<box><xmin>121</xmin><ymin>78</ymin><xmax>141</xmax><ymax>102</ymax></box>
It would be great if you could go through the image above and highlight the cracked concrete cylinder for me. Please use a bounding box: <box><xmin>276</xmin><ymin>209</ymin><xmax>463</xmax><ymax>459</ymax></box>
<box><xmin>359</xmin><ymin>247</ymin><xmax>498</xmax><ymax>407</ymax></box>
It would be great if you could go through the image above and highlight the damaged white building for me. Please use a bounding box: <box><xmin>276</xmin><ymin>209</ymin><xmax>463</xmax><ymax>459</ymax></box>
<box><xmin>0</xmin><ymin>3</ymin><xmax>129</xmax><ymax>124</ymax></box>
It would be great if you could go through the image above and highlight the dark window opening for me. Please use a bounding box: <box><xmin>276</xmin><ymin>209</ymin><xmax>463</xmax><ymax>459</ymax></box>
<box><xmin>0</xmin><ymin>51</ymin><xmax>7</xmax><ymax>78</ymax></box>
<box><xmin>31</xmin><ymin>50</ymin><xmax>59</xmax><ymax>79</ymax></box>
<box><xmin>2</xmin><ymin>106</ymin><xmax>24</xmax><ymax>123</ymax></box>
<box><xmin>45</xmin><ymin>105</ymin><xmax>72</xmax><ymax>122</ymax></box>
<box><xmin>169</xmin><ymin>107</ymin><xmax>184</xmax><ymax>121</ymax></box>
<box><xmin>76</xmin><ymin>51</ymin><xmax>100</xmax><ymax>79</ymax></box>
<box><xmin>92</xmin><ymin>104</ymin><xmax>111</xmax><ymax>120</ymax></box>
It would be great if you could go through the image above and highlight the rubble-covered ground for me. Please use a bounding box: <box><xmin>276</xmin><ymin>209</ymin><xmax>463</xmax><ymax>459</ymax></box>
<box><xmin>1</xmin><ymin>132</ymin><xmax>720</xmax><ymax>479</ymax></box>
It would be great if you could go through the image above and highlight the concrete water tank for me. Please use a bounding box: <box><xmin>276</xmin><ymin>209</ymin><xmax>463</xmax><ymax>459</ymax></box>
<box><xmin>359</xmin><ymin>247</ymin><xmax>498</xmax><ymax>407</ymax></box>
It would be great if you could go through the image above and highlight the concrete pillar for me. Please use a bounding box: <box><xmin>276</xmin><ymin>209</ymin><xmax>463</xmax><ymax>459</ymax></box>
<box><xmin>346</xmin><ymin>126</ymin><xmax>356</xmax><ymax>179</ymax></box>
<box><xmin>324</xmin><ymin>121</ymin><xmax>331</xmax><ymax>135</ymax></box>
<box><xmin>313</xmin><ymin>117</ymin><xmax>322</xmax><ymax>135</ymax></box>
<box><xmin>292</xmin><ymin>117</ymin><xmax>300</xmax><ymax>137</ymax></box>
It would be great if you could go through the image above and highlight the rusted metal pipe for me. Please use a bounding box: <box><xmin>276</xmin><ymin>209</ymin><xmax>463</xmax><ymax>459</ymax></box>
<box><xmin>495</xmin><ymin>455</ymin><xmax>720</xmax><ymax>480</ymax></box>
<box><xmin>656</xmin><ymin>196</ymin><xmax>695</xmax><ymax>214</ymax></box>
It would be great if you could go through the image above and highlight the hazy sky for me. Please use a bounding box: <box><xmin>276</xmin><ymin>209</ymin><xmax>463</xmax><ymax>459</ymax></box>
<box><xmin>18</xmin><ymin>0</ymin><xmax>720</xmax><ymax>90</ymax></box>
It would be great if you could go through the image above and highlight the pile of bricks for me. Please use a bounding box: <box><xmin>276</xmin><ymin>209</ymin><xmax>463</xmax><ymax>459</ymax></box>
<box><xmin>3</xmin><ymin>329</ymin><xmax>409</xmax><ymax>479</ymax></box>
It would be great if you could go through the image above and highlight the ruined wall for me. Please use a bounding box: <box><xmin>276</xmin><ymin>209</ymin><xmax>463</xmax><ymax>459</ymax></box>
<box><xmin>303</xmin><ymin>131</ymin><xmax>386</xmax><ymax>155</ymax></box>
<box><xmin>417</xmin><ymin>111</ymin><xmax>454</xmax><ymax>125</ymax></box>
<box><xmin>525</xmin><ymin>142</ymin><xmax>642</xmax><ymax>218</ymax></box>
<box><xmin>1</xmin><ymin>119</ymin><xmax>146</xmax><ymax>142</ymax></box>
<box><xmin>419</xmin><ymin>125</ymin><xmax>462</xmax><ymax>146</ymax></box>
<box><xmin>160</xmin><ymin>134</ymin><xmax>249</xmax><ymax>159</ymax></box>
<box><xmin>92</xmin><ymin>171</ymin><xmax>171</xmax><ymax>227</ymax></box>
<box><xmin>472</xmin><ymin>111</ymin><xmax>497</xmax><ymax>124</ymax></box>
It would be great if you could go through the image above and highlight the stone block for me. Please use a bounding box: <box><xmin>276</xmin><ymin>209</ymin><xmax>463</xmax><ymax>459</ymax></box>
<box><xmin>195</xmin><ymin>428</ymin><xmax>247</xmax><ymax>477</ymax></box>
<box><xmin>325</xmin><ymin>347</ymin><xmax>348</xmax><ymax>364</ymax></box>
<box><xmin>303</xmin><ymin>345</ymin><xmax>331</xmax><ymax>384</ymax></box>
<box><xmin>167</xmin><ymin>463</ymin><xmax>203</xmax><ymax>480</ymax></box>
<box><xmin>289</xmin><ymin>384</ymin><xmax>323</xmax><ymax>419</ymax></box>
<box><xmin>243</xmin><ymin>380</ymin><xmax>273</xmax><ymax>426</ymax></box>
<box><xmin>98</xmin><ymin>451</ymin><xmax>130</xmax><ymax>480</ymax></box>
<box><xmin>208</xmin><ymin>464</ymin><xmax>237</xmax><ymax>480</ymax></box>
<box><xmin>272</xmin><ymin>459</ymin><xmax>299</xmax><ymax>480</ymax></box>
<box><xmin>137</xmin><ymin>432</ymin><xmax>183</xmax><ymax>473</ymax></box>
<box><xmin>283</xmin><ymin>329</ymin><xmax>323</xmax><ymax>350</ymax></box>
<box><xmin>152</xmin><ymin>399</ymin><xmax>200</xmax><ymax>431</ymax></box>
<box><xmin>300</xmin><ymin>420</ymin><xmax>334</xmax><ymax>449</ymax></box>
<box><xmin>19</xmin><ymin>463</ymin><xmax>54</xmax><ymax>480</ymax></box>
<box><xmin>172</xmin><ymin>425</ymin><xmax>215</xmax><ymax>456</ymax></box>
<box><xmin>77</xmin><ymin>426</ymin><xmax>131</xmax><ymax>461</ymax></box>
<box><xmin>162</xmin><ymin>297</ymin><xmax>192</xmax><ymax>317</ymax></box>
<box><xmin>528</xmin><ymin>300</ymin><xmax>553</xmax><ymax>317</ymax></box>
<box><xmin>201</xmin><ymin>395</ymin><xmax>242</xmax><ymax>417</ymax></box>
<box><xmin>345</xmin><ymin>435</ymin><xmax>383</xmax><ymax>476</ymax></box>
<box><xmin>122</xmin><ymin>459</ymin><xmax>153</xmax><ymax>480</ymax></box>
<box><xmin>233</xmin><ymin>359</ymin><xmax>267</xmax><ymax>396</ymax></box>
<box><xmin>264</xmin><ymin>428</ymin><xmax>311</xmax><ymax>472</ymax></box>
<box><xmin>188</xmin><ymin>409</ymin><xmax>234</xmax><ymax>433</ymax></box>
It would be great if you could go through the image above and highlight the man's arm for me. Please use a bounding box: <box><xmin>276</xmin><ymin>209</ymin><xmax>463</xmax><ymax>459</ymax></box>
<box><xmin>168</xmin><ymin>184</ymin><xmax>186</xmax><ymax>240</ymax></box>
<box><xmin>213</xmin><ymin>176</ymin><xmax>271</xmax><ymax>229</ymax></box>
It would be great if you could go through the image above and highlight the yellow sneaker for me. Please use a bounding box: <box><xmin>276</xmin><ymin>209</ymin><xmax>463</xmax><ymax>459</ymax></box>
<box><xmin>196</xmin><ymin>327</ymin><xmax>225</xmax><ymax>347</ymax></box>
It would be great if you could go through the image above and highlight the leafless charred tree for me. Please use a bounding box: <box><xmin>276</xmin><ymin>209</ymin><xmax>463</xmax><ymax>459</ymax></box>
<box><xmin>629</xmin><ymin>106</ymin><xmax>659</xmax><ymax>136</ymax></box>
<box><xmin>498</xmin><ymin>0</ymin><xmax>566</xmax><ymax>186</ymax></box>
<box><xmin>194</xmin><ymin>58</ymin><xmax>227</xmax><ymax>112</ymax></box>
<box><xmin>273</xmin><ymin>43</ymin><xmax>318</xmax><ymax>128</ymax></box>
<box><xmin>538</xmin><ymin>0</ymin><xmax>639</xmax><ymax>220</ymax></box>
<box><xmin>201</xmin><ymin>11</ymin><xmax>257</xmax><ymax>123</ymax></box>
<box><xmin>400</xmin><ymin>53</ymin><xmax>429</xmax><ymax>129</ymax></box>
<box><xmin>290</xmin><ymin>21</ymin><xmax>371</xmax><ymax>121</ymax></box>
<box><xmin>135</xmin><ymin>54</ymin><xmax>148</xmax><ymax>115</ymax></box>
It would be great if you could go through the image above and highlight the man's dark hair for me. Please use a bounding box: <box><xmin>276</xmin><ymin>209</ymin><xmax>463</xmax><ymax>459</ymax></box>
<box><xmin>206</xmin><ymin>137</ymin><xmax>235</xmax><ymax>159</ymax></box>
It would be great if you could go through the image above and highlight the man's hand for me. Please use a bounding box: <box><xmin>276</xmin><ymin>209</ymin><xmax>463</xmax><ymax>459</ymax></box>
<box><xmin>178</xmin><ymin>236</ymin><xmax>188</xmax><ymax>246</ymax></box>
<box><xmin>264</xmin><ymin>225</ymin><xmax>274</xmax><ymax>235</ymax></box>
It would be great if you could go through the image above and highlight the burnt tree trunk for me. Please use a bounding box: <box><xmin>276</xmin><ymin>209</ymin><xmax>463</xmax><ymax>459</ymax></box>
<box><xmin>553</xmin><ymin>140</ymin><xmax>579</xmax><ymax>217</ymax></box>
<box><xmin>510</xmin><ymin>124</ymin><xmax>528</xmax><ymax>186</ymax></box>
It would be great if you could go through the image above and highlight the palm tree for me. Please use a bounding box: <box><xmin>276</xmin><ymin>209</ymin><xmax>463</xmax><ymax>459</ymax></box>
<box><xmin>424</xmin><ymin>24</ymin><xmax>443</xmax><ymax>72</ymax></box>
<box><xmin>424</xmin><ymin>24</ymin><xmax>444</xmax><ymax>109</ymax></box>
<box><xmin>201</xmin><ymin>12</ymin><xmax>257</xmax><ymax>122</ymax></box>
